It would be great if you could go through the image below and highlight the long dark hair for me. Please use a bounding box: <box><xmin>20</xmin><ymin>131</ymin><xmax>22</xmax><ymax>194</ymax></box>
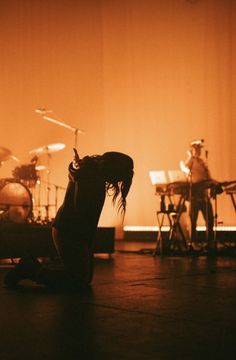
<box><xmin>78</xmin><ymin>152</ymin><xmax>133</xmax><ymax>214</ymax></box>
<box><xmin>102</xmin><ymin>152</ymin><xmax>134</xmax><ymax>215</ymax></box>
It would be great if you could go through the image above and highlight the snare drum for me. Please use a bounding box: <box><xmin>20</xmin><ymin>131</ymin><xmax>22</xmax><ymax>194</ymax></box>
<box><xmin>0</xmin><ymin>181</ymin><xmax>33</xmax><ymax>223</ymax></box>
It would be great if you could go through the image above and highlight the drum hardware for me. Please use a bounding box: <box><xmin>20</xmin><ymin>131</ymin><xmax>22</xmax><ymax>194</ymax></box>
<box><xmin>35</xmin><ymin>108</ymin><xmax>85</xmax><ymax>150</ymax></box>
<box><xmin>29</xmin><ymin>142</ymin><xmax>66</xmax><ymax>222</ymax></box>
<box><xmin>38</xmin><ymin>180</ymin><xmax>66</xmax><ymax>216</ymax></box>
<box><xmin>29</xmin><ymin>143</ymin><xmax>65</xmax><ymax>218</ymax></box>
<box><xmin>33</xmin><ymin>108</ymin><xmax>85</xmax><ymax>218</ymax></box>
<box><xmin>30</xmin><ymin>167</ymin><xmax>47</xmax><ymax>222</ymax></box>
<box><xmin>53</xmin><ymin>183</ymin><xmax>66</xmax><ymax>212</ymax></box>
<box><xmin>0</xmin><ymin>139</ymin><xmax>67</xmax><ymax>223</ymax></box>
<box><xmin>32</xmin><ymin>203</ymin><xmax>56</xmax><ymax>224</ymax></box>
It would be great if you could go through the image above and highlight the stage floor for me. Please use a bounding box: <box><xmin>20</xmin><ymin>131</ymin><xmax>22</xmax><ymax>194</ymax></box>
<box><xmin>0</xmin><ymin>242</ymin><xmax>236</xmax><ymax>359</ymax></box>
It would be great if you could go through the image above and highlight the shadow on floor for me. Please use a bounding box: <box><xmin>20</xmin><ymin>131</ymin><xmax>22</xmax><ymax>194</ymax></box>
<box><xmin>0</xmin><ymin>242</ymin><xmax>236</xmax><ymax>359</ymax></box>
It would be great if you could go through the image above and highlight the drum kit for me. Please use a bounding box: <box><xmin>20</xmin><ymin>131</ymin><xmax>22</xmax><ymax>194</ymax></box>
<box><xmin>0</xmin><ymin>143</ymin><xmax>66</xmax><ymax>224</ymax></box>
<box><xmin>0</xmin><ymin>108</ymin><xmax>85</xmax><ymax>225</ymax></box>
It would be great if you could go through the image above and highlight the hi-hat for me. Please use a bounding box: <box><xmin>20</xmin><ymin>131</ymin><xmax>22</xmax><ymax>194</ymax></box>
<box><xmin>29</xmin><ymin>143</ymin><xmax>66</xmax><ymax>155</ymax></box>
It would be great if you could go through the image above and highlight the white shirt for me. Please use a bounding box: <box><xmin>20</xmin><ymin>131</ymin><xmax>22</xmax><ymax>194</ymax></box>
<box><xmin>185</xmin><ymin>156</ymin><xmax>210</xmax><ymax>183</ymax></box>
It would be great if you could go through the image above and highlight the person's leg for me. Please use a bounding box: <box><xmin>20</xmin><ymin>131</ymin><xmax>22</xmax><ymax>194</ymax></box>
<box><xmin>4</xmin><ymin>256</ymin><xmax>43</xmax><ymax>288</ymax></box>
<box><xmin>35</xmin><ymin>227</ymin><xmax>93</xmax><ymax>288</ymax></box>
<box><xmin>190</xmin><ymin>199</ymin><xmax>199</xmax><ymax>244</ymax></box>
<box><xmin>201</xmin><ymin>199</ymin><xmax>215</xmax><ymax>251</ymax></box>
<box><xmin>4</xmin><ymin>228</ymin><xmax>93</xmax><ymax>289</ymax></box>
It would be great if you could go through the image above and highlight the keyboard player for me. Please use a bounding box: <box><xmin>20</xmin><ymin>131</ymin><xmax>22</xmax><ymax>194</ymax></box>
<box><xmin>182</xmin><ymin>139</ymin><xmax>218</xmax><ymax>254</ymax></box>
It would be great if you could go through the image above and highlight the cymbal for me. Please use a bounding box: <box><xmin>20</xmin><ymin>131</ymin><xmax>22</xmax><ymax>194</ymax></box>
<box><xmin>35</xmin><ymin>165</ymin><xmax>47</xmax><ymax>171</ymax></box>
<box><xmin>0</xmin><ymin>147</ymin><xmax>12</xmax><ymax>162</ymax></box>
<box><xmin>29</xmin><ymin>143</ymin><xmax>66</xmax><ymax>155</ymax></box>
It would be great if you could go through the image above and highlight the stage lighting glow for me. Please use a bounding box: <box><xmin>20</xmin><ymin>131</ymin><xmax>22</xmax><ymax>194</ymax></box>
<box><xmin>124</xmin><ymin>225</ymin><xmax>236</xmax><ymax>232</ymax></box>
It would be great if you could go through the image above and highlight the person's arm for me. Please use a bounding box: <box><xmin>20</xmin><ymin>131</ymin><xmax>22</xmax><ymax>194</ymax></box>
<box><xmin>72</xmin><ymin>148</ymin><xmax>81</xmax><ymax>169</ymax></box>
<box><xmin>68</xmin><ymin>148</ymin><xmax>82</xmax><ymax>181</ymax></box>
<box><xmin>185</xmin><ymin>150</ymin><xmax>193</xmax><ymax>169</ymax></box>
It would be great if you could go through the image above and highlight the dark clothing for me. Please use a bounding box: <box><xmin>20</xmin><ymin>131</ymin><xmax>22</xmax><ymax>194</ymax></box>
<box><xmin>185</xmin><ymin>154</ymin><xmax>215</xmax><ymax>249</ymax></box>
<box><xmin>37</xmin><ymin>159</ymin><xmax>106</xmax><ymax>288</ymax></box>
<box><xmin>53</xmin><ymin>161</ymin><xmax>105</xmax><ymax>239</ymax></box>
<box><xmin>190</xmin><ymin>195</ymin><xmax>214</xmax><ymax>248</ymax></box>
<box><xmin>4</xmin><ymin>151</ymin><xmax>133</xmax><ymax>289</ymax></box>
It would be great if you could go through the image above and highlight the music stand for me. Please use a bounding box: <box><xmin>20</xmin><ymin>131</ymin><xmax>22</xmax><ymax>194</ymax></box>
<box><xmin>149</xmin><ymin>170</ymin><xmax>167</xmax><ymax>186</ymax></box>
<box><xmin>168</xmin><ymin>169</ymin><xmax>186</xmax><ymax>183</ymax></box>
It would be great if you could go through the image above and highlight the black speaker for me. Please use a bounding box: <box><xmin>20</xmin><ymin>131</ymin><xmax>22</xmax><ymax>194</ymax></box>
<box><xmin>94</xmin><ymin>227</ymin><xmax>115</xmax><ymax>254</ymax></box>
<box><xmin>0</xmin><ymin>223</ymin><xmax>115</xmax><ymax>259</ymax></box>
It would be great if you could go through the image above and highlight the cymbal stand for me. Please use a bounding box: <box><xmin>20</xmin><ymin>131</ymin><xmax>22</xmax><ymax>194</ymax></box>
<box><xmin>45</xmin><ymin>148</ymin><xmax>51</xmax><ymax>222</ymax></box>
<box><xmin>38</xmin><ymin>180</ymin><xmax>66</xmax><ymax>214</ymax></box>
<box><xmin>41</xmin><ymin>112</ymin><xmax>85</xmax><ymax>150</ymax></box>
<box><xmin>53</xmin><ymin>183</ymin><xmax>66</xmax><ymax>212</ymax></box>
<box><xmin>36</xmin><ymin>178</ymin><xmax>42</xmax><ymax>222</ymax></box>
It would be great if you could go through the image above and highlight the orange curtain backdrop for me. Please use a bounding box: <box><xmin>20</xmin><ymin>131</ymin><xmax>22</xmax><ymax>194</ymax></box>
<box><xmin>0</xmin><ymin>0</ymin><xmax>235</xmax><ymax>231</ymax></box>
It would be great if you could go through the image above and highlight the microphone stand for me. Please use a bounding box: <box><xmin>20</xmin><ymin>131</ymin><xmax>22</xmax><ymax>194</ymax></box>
<box><xmin>204</xmin><ymin>150</ymin><xmax>209</xmax><ymax>246</ymax></box>
<box><xmin>212</xmin><ymin>191</ymin><xmax>218</xmax><ymax>247</ymax></box>
<box><xmin>188</xmin><ymin>165</ymin><xmax>193</xmax><ymax>251</ymax></box>
<box><xmin>45</xmin><ymin>148</ymin><xmax>51</xmax><ymax>223</ymax></box>
<box><xmin>53</xmin><ymin>183</ymin><xmax>66</xmax><ymax>213</ymax></box>
<box><xmin>35</xmin><ymin>109</ymin><xmax>85</xmax><ymax>151</ymax></box>
<box><xmin>35</xmin><ymin>108</ymin><xmax>85</xmax><ymax>149</ymax></box>
<box><xmin>43</xmin><ymin>115</ymin><xmax>85</xmax><ymax>150</ymax></box>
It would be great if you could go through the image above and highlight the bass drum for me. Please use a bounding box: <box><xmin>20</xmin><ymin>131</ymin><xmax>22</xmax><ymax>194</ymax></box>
<box><xmin>0</xmin><ymin>181</ymin><xmax>33</xmax><ymax>223</ymax></box>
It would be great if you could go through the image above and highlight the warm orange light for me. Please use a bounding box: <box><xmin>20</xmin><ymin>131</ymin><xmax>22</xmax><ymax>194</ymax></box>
<box><xmin>124</xmin><ymin>225</ymin><xmax>236</xmax><ymax>232</ymax></box>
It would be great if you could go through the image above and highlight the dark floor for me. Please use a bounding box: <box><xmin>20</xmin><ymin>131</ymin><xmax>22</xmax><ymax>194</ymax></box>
<box><xmin>0</xmin><ymin>241</ymin><xmax>236</xmax><ymax>360</ymax></box>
